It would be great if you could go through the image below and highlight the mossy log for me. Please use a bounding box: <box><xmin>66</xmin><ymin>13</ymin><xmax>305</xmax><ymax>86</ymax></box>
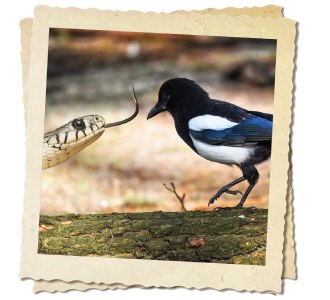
<box><xmin>39</xmin><ymin>208</ymin><xmax>267</xmax><ymax>265</ymax></box>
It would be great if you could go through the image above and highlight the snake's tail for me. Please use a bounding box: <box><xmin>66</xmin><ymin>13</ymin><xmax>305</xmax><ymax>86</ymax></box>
<box><xmin>104</xmin><ymin>86</ymin><xmax>139</xmax><ymax>128</ymax></box>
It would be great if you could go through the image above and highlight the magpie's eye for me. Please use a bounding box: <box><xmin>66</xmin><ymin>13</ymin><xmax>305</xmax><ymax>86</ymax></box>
<box><xmin>162</xmin><ymin>94</ymin><xmax>171</xmax><ymax>102</ymax></box>
<box><xmin>95</xmin><ymin>116</ymin><xmax>99</xmax><ymax>121</ymax></box>
<box><xmin>72</xmin><ymin>119</ymin><xmax>86</xmax><ymax>130</ymax></box>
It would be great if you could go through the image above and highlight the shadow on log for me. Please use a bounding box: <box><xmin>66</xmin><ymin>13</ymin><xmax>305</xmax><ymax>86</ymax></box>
<box><xmin>38</xmin><ymin>208</ymin><xmax>267</xmax><ymax>265</ymax></box>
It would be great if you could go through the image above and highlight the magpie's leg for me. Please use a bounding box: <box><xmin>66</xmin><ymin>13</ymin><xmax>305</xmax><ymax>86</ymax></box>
<box><xmin>235</xmin><ymin>166</ymin><xmax>259</xmax><ymax>208</ymax></box>
<box><xmin>208</xmin><ymin>176</ymin><xmax>246</xmax><ymax>206</ymax></box>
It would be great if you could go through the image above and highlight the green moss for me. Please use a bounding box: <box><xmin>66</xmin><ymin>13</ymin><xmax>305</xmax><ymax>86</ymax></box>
<box><xmin>124</xmin><ymin>230</ymin><xmax>152</xmax><ymax>241</ymax></box>
<box><xmin>149</xmin><ymin>224</ymin><xmax>175</xmax><ymax>237</ymax></box>
<box><xmin>145</xmin><ymin>239</ymin><xmax>169</xmax><ymax>252</ymax></box>
<box><xmin>39</xmin><ymin>209</ymin><xmax>268</xmax><ymax>264</ymax></box>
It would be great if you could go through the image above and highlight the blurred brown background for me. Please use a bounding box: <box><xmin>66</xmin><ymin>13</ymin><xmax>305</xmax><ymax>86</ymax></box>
<box><xmin>41</xmin><ymin>29</ymin><xmax>276</xmax><ymax>215</ymax></box>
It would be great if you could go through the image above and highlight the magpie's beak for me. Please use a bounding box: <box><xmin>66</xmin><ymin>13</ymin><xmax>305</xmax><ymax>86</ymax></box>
<box><xmin>147</xmin><ymin>102</ymin><xmax>167</xmax><ymax>120</ymax></box>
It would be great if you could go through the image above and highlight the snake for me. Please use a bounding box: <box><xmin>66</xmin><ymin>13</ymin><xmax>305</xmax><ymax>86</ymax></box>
<box><xmin>42</xmin><ymin>87</ymin><xmax>139</xmax><ymax>170</ymax></box>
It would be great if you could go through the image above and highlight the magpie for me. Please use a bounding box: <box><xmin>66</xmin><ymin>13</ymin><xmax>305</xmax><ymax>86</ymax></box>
<box><xmin>147</xmin><ymin>78</ymin><xmax>272</xmax><ymax>208</ymax></box>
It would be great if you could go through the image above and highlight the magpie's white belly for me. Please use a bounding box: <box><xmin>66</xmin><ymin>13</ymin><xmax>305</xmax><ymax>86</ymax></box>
<box><xmin>190</xmin><ymin>136</ymin><xmax>254</xmax><ymax>165</ymax></box>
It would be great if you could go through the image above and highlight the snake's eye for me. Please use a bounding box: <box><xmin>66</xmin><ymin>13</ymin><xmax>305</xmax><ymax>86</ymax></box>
<box><xmin>72</xmin><ymin>119</ymin><xmax>86</xmax><ymax>130</ymax></box>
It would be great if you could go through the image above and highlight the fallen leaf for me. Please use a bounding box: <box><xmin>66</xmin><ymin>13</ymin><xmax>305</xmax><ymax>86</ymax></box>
<box><xmin>39</xmin><ymin>224</ymin><xmax>54</xmax><ymax>231</ymax></box>
<box><xmin>60</xmin><ymin>221</ymin><xmax>72</xmax><ymax>225</ymax></box>
<box><xmin>188</xmin><ymin>237</ymin><xmax>205</xmax><ymax>247</ymax></box>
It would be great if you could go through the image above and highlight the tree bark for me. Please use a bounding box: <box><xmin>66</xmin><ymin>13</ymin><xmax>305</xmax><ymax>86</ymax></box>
<box><xmin>39</xmin><ymin>208</ymin><xmax>267</xmax><ymax>265</ymax></box>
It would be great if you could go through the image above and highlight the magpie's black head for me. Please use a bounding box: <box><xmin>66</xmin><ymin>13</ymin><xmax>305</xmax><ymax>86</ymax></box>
<box><xmin>147</xmin><ymin>78</ymin><xmax>209</xmax><ymax>120</ymax></box>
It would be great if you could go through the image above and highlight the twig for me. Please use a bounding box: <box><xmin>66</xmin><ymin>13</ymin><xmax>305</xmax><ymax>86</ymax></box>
<box><xmin>163</xmin><ymin>182</ymin><xmax>187</xmax><ymax>212</ymax></box>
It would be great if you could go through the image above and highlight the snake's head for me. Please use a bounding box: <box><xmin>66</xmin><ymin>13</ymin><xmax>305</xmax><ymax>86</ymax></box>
<box><xmin>43</xmin><ymin>115</ymin><xmax>106</xmax><ymax>169</ymax></box>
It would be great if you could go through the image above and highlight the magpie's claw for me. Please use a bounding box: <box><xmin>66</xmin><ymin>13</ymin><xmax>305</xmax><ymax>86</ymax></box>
<box><xmin>214</xmin><ymin>206</ymin><xmax>235</xmax><ymax>211</ymax></box>
<box><xmin>208</xmin><ymin>187</ymin><xmax>242</xmax><ymax>206</ymax></box>
<box><xmin>208</xmin><ymin>197</ymin><xmax>218</xmax><ymax>206</ymax></box>
<box><xmin>235</xmin><ymin>203</ymin><xmax>243</xmax><ymax>209</ymax></box>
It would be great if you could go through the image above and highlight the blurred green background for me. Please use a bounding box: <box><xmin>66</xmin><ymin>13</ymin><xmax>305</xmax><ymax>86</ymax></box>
<box><xmin>41</xmin><ymin>29</ymin><xmax>276</xmax><ymax>215</ymax></box>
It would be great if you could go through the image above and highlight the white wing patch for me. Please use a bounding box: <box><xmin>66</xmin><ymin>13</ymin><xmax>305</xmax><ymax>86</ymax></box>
<box><xmin>188</xmin><ymin>115</ymin><xmax>238</xmax><ymax>131</ymax></box>
<box><xmin>190</xmin><ymin>135</ymin><xmax>254</xmax><ymax>165</ymax></box>
<box><xmin>188</xmin><ymin>115</ymin><xmax>251</xmax><ymax>165</ymax></box>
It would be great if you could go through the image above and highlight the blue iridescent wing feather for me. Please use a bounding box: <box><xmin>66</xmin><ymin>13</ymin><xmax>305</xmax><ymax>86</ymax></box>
<box><xmin>189</xmin><ymin>117</ymin><xmax>272</xmax><ymax>147</ymax></box>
